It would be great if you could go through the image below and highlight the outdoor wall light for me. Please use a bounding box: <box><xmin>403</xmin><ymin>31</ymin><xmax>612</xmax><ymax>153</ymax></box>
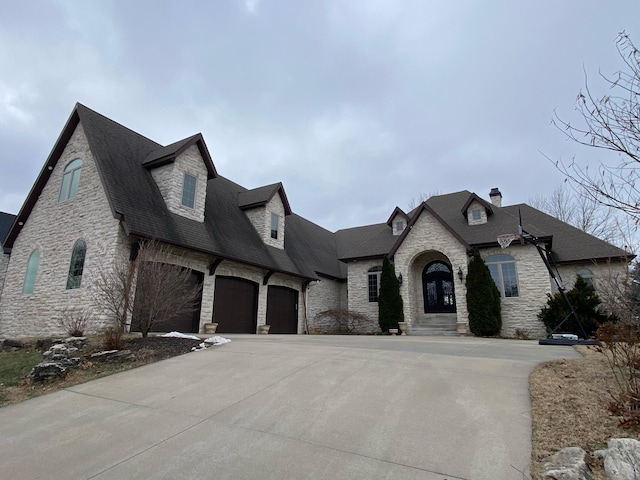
<box><xmin>397</xmin><ymin>273</ymin><xmax>403</xmax><ymax>285</ymax></box>
<box><xmin>457</xmin><ymin>267</ymin><xmax>464</xmax><ymax>281</ymax></box>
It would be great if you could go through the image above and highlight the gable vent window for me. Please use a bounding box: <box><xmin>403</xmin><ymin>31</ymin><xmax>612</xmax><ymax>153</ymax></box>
<box><xmin>66</xmin><ymin>239</ymin><xmax>87</xmax><ymax>289</ymax></box>
<box><xmin>471</xmin><ymin>209</ymin><xmax>482</xmax><ymax>221</ymax></box>
<box><xmin>58</xmin><ymin>159</ymin><xmax>82</xmax><ymax>202</ymax></box>
<box><xmin>395</xmin><ymin>221</ymin><xmax>404</xmax><ymax>233</ymax></box>
<box><xmin>270</xmin><ymin>213</ymin><xmax>279</xmax><ymax>239</ymax></box>
<box><xmin>181</xmin><ymin>173</ymin><xmax>197</xmax><ymax>208</ymax></box>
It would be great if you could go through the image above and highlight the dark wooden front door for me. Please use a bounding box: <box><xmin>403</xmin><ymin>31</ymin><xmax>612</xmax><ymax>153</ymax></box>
<box><xmin>213</xmin><ymin>276</ymin><xmax>259</xmax><ymax>333</ymax></box>
<box><xmin>266</xmin><ymin>286</ymin><xmax>298</xmax><ymax>334</ymax></box>
<box><xmin>422</xmin><ymin>261</ymin><xmax>456</xmax><ymax>313</ymax></box>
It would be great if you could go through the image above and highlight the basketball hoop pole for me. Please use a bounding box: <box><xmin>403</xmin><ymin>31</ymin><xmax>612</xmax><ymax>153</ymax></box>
<box><xmin>514</xmin><ymin>210</ymin><xmax>592</xmax><ymax>343</ymax></box>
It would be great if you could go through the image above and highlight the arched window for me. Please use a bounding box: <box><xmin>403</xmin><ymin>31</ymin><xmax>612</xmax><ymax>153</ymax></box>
<box><xmin>577</xmin><ymin>268</ymin><xmax>594</xmax><ymax>288</ymax></box>
<box><xmin>22</xmin><ymin>250</ymin><xmax>40</xmax><ymax>295</ymax></box>
<box><xmin>368</xmin><ymin>266</ymin><xmax>383</xmax><ymax>302</ymax></box>
<box><xmin>58</xmin><ymin>159</ymin><xmax>82</xmax><ymax>202</ymax></box>
<box><xmin>66</xmin><ymin>239</ymin><xmax>86</xmax><ymax>289</ymax></box>
<box><xmin>485</xmin><ymin>254</ymin><xmax>519</xmax><ymax>298</ymax></box>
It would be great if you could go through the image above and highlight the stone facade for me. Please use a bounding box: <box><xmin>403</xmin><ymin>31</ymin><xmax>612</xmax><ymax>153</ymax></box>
<box><xmin>479</xmin><ymin>244</ymin><xmax>550</xmax><ymax>338</ymax></box>
<box><xmin>244</xmin><ymin>195</ymin><xmax>286</xmax><ymax>250</ymax></box>
<box><xmin>393</xmin><ymin>208</ymin><xmax>469</xmax><ymax>334</ymax></box>
<box><xmin>149</xmin><ymin>145</ymin><xmax>208</xmax><ymax>223</ymax></box>
<box><xmin>0</xmin><ymin>124</ymin><xmax>123</xmax><ymax>337</ymax></box>
<box><xmin>345</xmin><ymin>259</ymin><xmax>384</xmax><ymax>334</ymax></box>
<box><xmin>0</xmin><ymin>253</ymin><xmax>9</xmax><ymax>301</ymax></box>
<box><xmin>306</xmin><ymin>276</ymin><xmax>347</xmax><ymax>334</ymax></box>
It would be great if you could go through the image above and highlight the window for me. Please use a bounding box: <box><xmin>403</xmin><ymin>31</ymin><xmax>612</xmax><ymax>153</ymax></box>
<box><xmin>368</xmin><ymin>266</ymin><xmax>383</xmax><ymax>302</ymax></box>
<box><xmin>181</xmin><ymin>173</ymin><xmax>197</xmax><ymax>208</ymax></box>
<box><xmin>270</xmin><ymin>213</ymin><xmax>279</xmax><ymax>239</ymax></box>
<box><xmin>485</xmin><ymin>254</ymin><xmax>519</xmax><ymax>297</ymax></box>
<box><xmin>395</xmin><ymin>221</ymin><xmax>404</xmax><ymax>233</ymax></box>
<box><xmin>58</xmin><ymin>159</ymin><xmax>82</xmax><ymax>202</ymax></box>
<box><xmin>471</xmin><ymin>210</ymin><xmax>482</xmax><ymax>221</ymax></box>
<box><xmin>577</xmin><ymin>268</ymin><xmax>594</xmax><ymax>288</ymax></box>
<box><xmin>66</xmin><ymin>239</ymin><xmax>87</xmax><ymax>289</ymax></box>
<box><xmin>22</xmin><ymin>250</ymin><xmax>40</xmax><ymax>295</ymax></box>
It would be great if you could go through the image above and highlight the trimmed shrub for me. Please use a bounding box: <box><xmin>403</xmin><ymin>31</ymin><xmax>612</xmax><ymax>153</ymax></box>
<box><xmin>378</xmin><ymin>257</ymin><xmax>404</xmax><ymax>333</ymax></box>
<box><xmin>466</xmin><ymin>250</ymin><xmax>502</xmax><ymax>336</ymax></box>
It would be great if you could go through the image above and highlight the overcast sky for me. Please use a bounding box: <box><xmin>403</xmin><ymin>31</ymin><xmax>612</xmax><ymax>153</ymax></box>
<box><xmin>1</xmin><ymin>1</ymin><xmax>638</xmax><ymax>232</ymax></box>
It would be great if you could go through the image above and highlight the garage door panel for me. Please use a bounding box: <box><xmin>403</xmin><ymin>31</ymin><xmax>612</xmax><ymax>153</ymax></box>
<box><xmin>214</xmin><ymin>277</ymin><xmax>258</xmax><ymax>334</ymax></box>
<box><xmin>266</xmin><ymin>286</ymin><xmax>298</xmax><ymax>334</ymax></box>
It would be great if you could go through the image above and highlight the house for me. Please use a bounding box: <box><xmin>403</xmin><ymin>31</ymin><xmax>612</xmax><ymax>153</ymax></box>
<box><xmin>0</xmin><ymin>104</ymin><xmax>631</xmax><ymax>338</ymax></box>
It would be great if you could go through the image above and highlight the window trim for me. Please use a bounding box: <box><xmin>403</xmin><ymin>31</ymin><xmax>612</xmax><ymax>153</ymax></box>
<box><xmin>485</xmin><ymin>253</ymin><xmax>519</xmax><ymax>298</ymax></box>
<box><xmin>22</xmin><ymin>250</ymin><xmax>40</xmax><ymax>295</ymax></box>
<box><xmin>66</xmin><ymin>239</ymin><xmax>87</xmax><ymax>290</ymax></box>
<box><xmin>181</xmin><ymin>172</ymin><xmax>197</xmax><ymax>209</ymax></box>
<box><xmin>58</xmin><ymin>159</ymin><xmax>82</xmax><ymax>203</ymax></box>
<box><xmin>368</xmin><ymin>265</ymin><xmax>383</xmax><ymax>302</ymax></box>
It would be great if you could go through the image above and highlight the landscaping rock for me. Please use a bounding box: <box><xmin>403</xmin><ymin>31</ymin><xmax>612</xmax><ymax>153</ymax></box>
<box><xmin>541</xmin><ymin>447</ymin><xmax>592</xmax><ymax>480</ymax></box>
<box><xmin>64</xmin><ymin>337</ymin><xmax>87</xmax><ymax>349</ymax></box>
<box><xmin>29</xmin><ymin>342</ymin><xmax>82</xmax><ymax>382</ymax></box>
<box><xmin>2</xmin><ymin>338</ymin><xmax>25</xmax><ymax>351</ymax></box>
<box><xmin>604</xmin><ymin>438</ymin><xmax>640</xmax><ymax>480</ymax></box>
<box><xmin>89</xmin><ymin>350</ymin><xmax>132</xmax><ymax>362</ymax></box>
<box><xmin>29</xmin><ymin>362</ymin><xmax>68</xmax><ymax>382</ymax></box>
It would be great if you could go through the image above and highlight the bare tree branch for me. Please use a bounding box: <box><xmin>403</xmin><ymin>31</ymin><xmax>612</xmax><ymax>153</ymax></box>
<box><xmin>552</xmin><ymin>31</ymin><xmax>640</xmax><ymax>226</ymax></box>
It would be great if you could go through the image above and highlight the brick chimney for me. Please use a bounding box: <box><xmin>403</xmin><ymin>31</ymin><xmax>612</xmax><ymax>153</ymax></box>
<box><xmin>489</xmin><ymin>188</ymin><xmax>502</xmax><ymax>207</ymax></box>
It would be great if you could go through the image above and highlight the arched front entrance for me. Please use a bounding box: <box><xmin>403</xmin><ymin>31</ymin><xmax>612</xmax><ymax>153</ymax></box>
<box><xmin>422</xmin><ymin>261</ymin><xmax>456</xmax><ymax>313</ymax></box>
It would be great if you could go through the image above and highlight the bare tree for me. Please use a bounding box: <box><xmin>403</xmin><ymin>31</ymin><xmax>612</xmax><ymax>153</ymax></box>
<box><xmin>93</xmin><ymin>240</ymin><xmax>202</xmax><ymax>341</ymax></box>
<box><xmin>92</xmin><ymin>250</ymin><xmax>136</xmax><ymax>348</ymax></box>
<box><xmin>130</xmin><ymin>242</ymin><xmax>202</xmax><ymax>338</ymax></box>
<box><xmin>529</xmin><ymin>184</ymin><xmax>621</xmax><ymax>244</ymax></box>
<box><xmin>408</xmin><ymin>191</ymin><xmax>441</xmax><ymax>210</ymax></box>
<box><xmin>553</xmin><ymin>31</ymin><xmax>640</xmax><ymax>224</ymax></box>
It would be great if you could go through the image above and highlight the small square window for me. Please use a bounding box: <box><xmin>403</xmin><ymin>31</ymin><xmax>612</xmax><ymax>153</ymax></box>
<box><xmin>270</xmin><ymin>213</ymin><xmax>279</xmax><ymax>239</ymax></box>
<box><xmin>471</xmin><ymin>210</ymin><xmax>482</xmax><ymax>221</ymax></box>
<box><xmin>181</xmin><ymin>173</ymin><xmax>197</xmax><ymax>208</ymax></box>
<box><xmin>395</xmin><ymin>221</ymin><xmax>404</xmax><ymax>232</ymax></box>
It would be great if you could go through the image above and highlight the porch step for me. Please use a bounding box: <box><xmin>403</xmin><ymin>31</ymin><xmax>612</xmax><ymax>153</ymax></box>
<box><xmin>410</xmin><ymin>314</ymin><xmax>457</xmax><ymax>336</ymax></box>
<box><xmin>409</xmin><ymin>325</ymin><xmax>458</xmax><ymax>336</ymax></box>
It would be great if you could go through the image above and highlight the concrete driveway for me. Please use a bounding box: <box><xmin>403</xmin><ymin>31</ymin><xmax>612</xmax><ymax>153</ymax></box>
<box><xmin>0</xmin><ymin>335</ymin><xmax>580</xmax><ymax>480</ymax></box>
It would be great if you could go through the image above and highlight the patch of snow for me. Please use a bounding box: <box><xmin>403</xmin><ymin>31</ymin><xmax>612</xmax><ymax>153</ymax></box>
<box><xmin>161</xmin><ymin>332</ymin><xmax>201</xmax><ymax>340</ymax></box>
<box><xmin>204</xmin><ymin>336</ymin><xmax>231</xmax><ymax>345</ymax></box>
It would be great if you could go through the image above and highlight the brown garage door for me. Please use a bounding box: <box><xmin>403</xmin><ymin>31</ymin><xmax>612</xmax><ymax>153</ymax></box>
<box><xmin>266</xmin><ymin>286</ymin><xmax>298</xmax><ymax>334</ymax></box>
<box><xmin>131</xmin><ymin>267</ymin><xmax>204</xmax><ymax>334</ymax></box>
<box><xmin>214</xmin><ymin>276</ymin><xmax>259</xmax><ymax>334</ymax></box>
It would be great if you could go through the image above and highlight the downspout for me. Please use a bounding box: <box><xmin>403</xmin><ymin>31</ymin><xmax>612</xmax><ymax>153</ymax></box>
<box><xmin>302</xmin><ymin>280</ymin><xmax>312</xmax><ymax>334</ymax></box>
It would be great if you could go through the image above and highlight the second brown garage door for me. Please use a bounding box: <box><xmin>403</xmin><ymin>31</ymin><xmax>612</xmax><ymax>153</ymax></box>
<box><xmin>213</xmin><ymin>276</ymin><xmax>259</xmax><ymax>333</ymax></box>
<box><xmin>266</xmin><ymin>286</ymin><xmax>298</xmax><ymax>334</ymax></box>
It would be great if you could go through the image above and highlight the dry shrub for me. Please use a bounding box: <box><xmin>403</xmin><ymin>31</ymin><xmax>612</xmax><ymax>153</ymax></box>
<box><xmin>313</xmin><ymin>309</ymin><xmax>371</xmax><ymax>334</ymax></box>
<box><xmin>101</xmin><ymin>326</ymin><xmax>124</xmax><ymax>351</ymax></box>
<box><xmin>596</xmin><ymin>322</ymin><xmax>640</xmax><ymax>428</ymax></box>
<box><xmin>58</xmin><ymin>307</ymin><xmax>90</xmax><ymax>337</ymax></box>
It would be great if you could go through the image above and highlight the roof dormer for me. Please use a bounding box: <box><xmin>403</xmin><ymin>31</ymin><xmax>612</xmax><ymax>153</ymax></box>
<box><xmin>461</xmin><ymin>193</ymin><xmax>493</xmax><ymax>226</ymax></box>
<box><xmin>239</xmin><ymin>183</ymin><xmax>292</xmax><ymax>250</ymax></box>
<box><xmin>386</xmin><ymin>207</ymin><xmax>409</xmax><ymax>235</ymax></box>
<box><xmin>144</xmin><ymin>134</ymin><xmax>216</xmax><ymax>223</ymax></box>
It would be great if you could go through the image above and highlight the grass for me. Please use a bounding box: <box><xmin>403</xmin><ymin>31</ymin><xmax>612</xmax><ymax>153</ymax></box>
<box><xmin>0</xmin><ymin>350</ymin><xmax>42</xmax><ymax>403</ymax></box>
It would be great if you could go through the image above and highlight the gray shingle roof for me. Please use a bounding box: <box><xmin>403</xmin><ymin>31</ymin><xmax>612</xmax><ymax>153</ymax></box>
<box><xmin>6</xmin><ymin>104</ymin><xmax>628</xmax><ymax>283</ymax></box>
<box><xmin>0</xmin><ymin>211</ymin><xmax>16</xmax><ymax>252</ymax></box>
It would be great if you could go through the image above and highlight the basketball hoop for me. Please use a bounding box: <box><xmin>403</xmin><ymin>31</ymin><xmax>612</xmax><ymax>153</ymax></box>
<box><xmin>497</xmin><ymin>234</ymin><xmax>521</xmax><ymax>249</ymax></box>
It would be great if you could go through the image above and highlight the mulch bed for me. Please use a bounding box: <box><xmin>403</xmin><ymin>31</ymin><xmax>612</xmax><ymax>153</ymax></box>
<box><xmin>119</xmin><ymin>336</ymin><xmax>204</xmax><ymax>360</ymax></box>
